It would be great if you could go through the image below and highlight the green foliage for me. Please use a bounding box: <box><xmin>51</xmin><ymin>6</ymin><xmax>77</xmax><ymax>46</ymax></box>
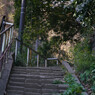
<box><xmin>72</xmin><ymin>37</ymin><xmax>95</xmax><ymax>72</ymax></box>
<box><xmin>64</xmin><ymin>74</ymin><xmax>75</xmax><ymax>84</ymax></box>
<box><xmin>14</xmin><ymin>53</ymin><xmax>26</xmax><ymax>66</ymax></box>
<box><xmin>14</xmin><ymin>0</ymin><xmax>95</xmax><ymax>31</ymax></box>
<box><xmin>63</xmin><ymin>83</ymin><xmax>84</xmax><ymax>95</ymax></box>
<box><xmin>91</xmin><ymin>81</ymin><xmax>95</xmax><ymax>93</ymax></box>
<box><xmin>80</xmin><ymin>70</ymin><xmax>91</xmax><ymax>83</ymax></box>
<box><xmin>38</xmin><ymin>41</ymin><xmax>51</xmax><ymax>57</ymax></box>
<box><xmin>14</xmin><ymin>0</ymin><xmax>83</xmax><ymax>41</ymax></box>
<box><xmin>28</xmin><ymin>52</ymin><xmax>37</xmax><ymax>67</ymax></box>
<box><xmin>72</xmin><ymin>0</ymin><xmax>95</xmax><ymax>26</ymax></box>
<box><xmin>72</xmin><ymin>36</ymin><xmax>95</xmax><ymax>93</ymax></box>
<box><xmin>14</xmin><ymin>0</ymin><xmax>21</xmax><ymax>28</ymax></box>
<box><xmin>14</xmin><ymin>0</ymin><xmax>95</xmax><ymax>58</ymax></box>
<box><xmin>80</xmin><ymin>64</ymin><xmax>95</xmax><ymax>93</ymax></box>
<box><xmin>63</xmin><ymin>74</ymin><xmax>84</xmax><ymax>95</ymax></box>
<box><xmin>53</xmin><ymin>80</ymin><xmax>63</xmax><ymax>84</ymax></box>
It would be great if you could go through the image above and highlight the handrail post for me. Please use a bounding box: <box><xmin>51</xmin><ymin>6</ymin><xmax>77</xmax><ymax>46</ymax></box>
<box><xmin>45</xmin><ymin>59</ymin><xmax>47</xmax><ymax>67</ymax></box>
<box><xmin>11</xmin><ymin>27</ymin><xmax>14</xmax><ymax>40</ymax></box>
<box><xmin>10</xmin><ymin>27</ymin><xmax>12</xmax><ymax>41</ymax></box>
<box><xmin>37</xmin><ymin>54</ymin><xmax>39</xmax><ymax>67</ymax></box>
<box><xmin>6</xmin><ymin>33</ymin><xmax>8</xmax><ymax>45</ymax></box>
<box><xmin>57</xmin><ymin>60</ymin><xmax>58</xmax><ymax>65</ymax></box>
<box><xmin>0</xmin><ymin>16</ymin><xmax>6</xmax><ymax>52</ymax></box>
<box><xmin>15</xmin><ymin>40</ymin><xmax>18</xmax><ymax>61</ymax></box>
<box><xmin>0</xmin><ymin>25</ymin><xmax>14</xmax><ymax>78</ymax></box>
<box><xmin>8</xmin><ymin>28</ymin><xmax>11</xmax><ymax>44</ymax></box>
<box><xmin>1</xmin><ymin>33</ymin><xmax>6</xmax><ymax>53</ymax></box>
<box><xmin>5</xmin><ymin>52</ymin><xmax>8</xmax><ymax>64</ymax></box>
<box><xmin>0</xmin><ymin>72</ymin><xmax>1</xmax><ymax>78</ymax></box>
<box><xmin>27</xmin><ymin>48</ymin><xmax>29</xmax><ymax>66</ymax></box>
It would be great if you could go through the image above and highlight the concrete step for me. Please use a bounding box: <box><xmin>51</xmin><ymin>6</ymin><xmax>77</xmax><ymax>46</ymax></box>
<box><xmin>10</xmin><ymin>73</ymin><xmax>63</xmax><ymax>78</ymax></box>
<box><xmin>7</xmin><ymin>90</ymin><xmax>40</xmax><ymax>95</ymax></box>
<box><xmin>25</xmin><ymin>79</ymin><xmax>62</xmax><ymax>84</ymax></box>
<box><xmin>41</xmin><ymin>88</ymin><xmax>65</xmax><ymax>93</ymax></box>
<box><xmin>13</xmin><ymin>66</ymin><xmax>62</xmax><ymax>70</ymax></box>
<box><xmin>7</xmin><ymin>82</ymin><xmax>68</xmax><ymax>89</ymax></box>
<box><xmin>11</xmin><ymin>70</ymin><xmax>64</xmax><ymax>75</ymax></box>
<box><xmin>9</xmin><ymin>77</ymin><xmax>25</xmax><ymax>82</ymax></box>
<box><xmin>7</xmin><ymin>90</ymin><xmax>23</xmax><ymax>95</ymax></box>
<box><xmin>7</xmin><ymin>90</ymin><xmax>63</xmax><ymax>95</ymax></box>
<box><xmin>24</xmin><ymin>92</ymin><xmax>60</xmax><ymax>95</ymax></box>
<box><xmin>9</xmin><ymin>77</ymin><xmax>64</xmax><ymax>85</ymax></box>
<box><xmin>8</xmin><ymin>80</ymin><xmax>53</xmax><ymax>86</ymax></box>
<box><xmin>24</xmin><ymin>92</ymin><xmax>41</xmax><ymax>95</ymax></box>
<box><xmin>24</xmin><ymin>88</ymin><xmax>60</xmax><ymax>93</ymax></box>
<box><xmin>10</xmin><ymin>73</ymin><xmax>64</xmax><ymax>78</ymax></box>
<box><xmin>6</xmin><ymin>66</ymin><xmax>67</xmax><ymax>95</ymax></box>
<box><xmin>7</xmin><ymin>89</ymin><xmax>65</xmax><ymax>95</ymax></box>
<box><xmin>7</xmin><ymin>83</ymin><xmax>68</xmax><ymax>95</ymax></box>
<box><xmin>41</xmin><ymin>93</ymin><xmax>61</xmax><ymax>95</ymax></box>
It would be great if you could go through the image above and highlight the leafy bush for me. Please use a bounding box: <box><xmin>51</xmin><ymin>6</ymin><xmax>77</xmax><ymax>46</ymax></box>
<box><xmin>72</xmin><ymin>36</ymin><xmax>95</xmax><ymax>93</ymax></box>
<box><xmin>80</xmin><ymin>65</ymin><xmax>95</xmax><ymax>93</ymax></box>
<box><xmin>72</xmin><ymin>38</ymin><xmax>95</xmax><ymax>72</ymax></box>
<box><xmin>14</xmin><ymin>53</ymin><xmax>26</xmax><ymax>66</ymax></box>
<box><xmin>63</xmin><ymin>74</ymin><xmax>84</xmax><ymax>95</ymax></box>
<box><xmin>91</xmin><ymin>82</ymin><xmax>95</xmax><ymax>93</ymax></box>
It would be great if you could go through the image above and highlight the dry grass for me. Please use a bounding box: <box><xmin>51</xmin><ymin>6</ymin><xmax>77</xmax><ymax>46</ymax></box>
<box><xmin>0</xmin><ymin>0</ymin><xmax>14</xmax><ymax>24</ymax></box>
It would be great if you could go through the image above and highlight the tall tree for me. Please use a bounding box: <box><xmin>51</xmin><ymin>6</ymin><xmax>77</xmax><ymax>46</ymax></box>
<box><xmin>14</xmin><ymin>0</ymin><xmax>95</xmax><ymax>56</ymax></box>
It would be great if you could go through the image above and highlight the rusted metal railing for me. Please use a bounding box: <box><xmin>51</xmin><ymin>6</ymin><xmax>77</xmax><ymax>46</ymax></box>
<box><xmin>15</xmin><ymin>38</ymin><xmax>61</xmax><ymax>67</ymax></box>
<box><xmin>0</xmin><ymin>21</ymin><xmax>14</xmax><ymax>77</ymax></box>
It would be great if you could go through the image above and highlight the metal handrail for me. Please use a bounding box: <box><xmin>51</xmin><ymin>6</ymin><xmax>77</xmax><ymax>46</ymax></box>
<box><xmin>15</xmin><ymin>38</ymin><xmax>62</xmax><ymax>67</ymax></box>
<box><xmin>0</xmin><ymin>41</ymin><xmax>13</xmax><ymax>60</ymax></box>
<box><xmin>15</xmin><ymin>38</ymin><xmax>46</xmax><ymax>59</ymax></box>
<box><xmin>47</xmin><ymin>58</ymin><xmax>62</xmax><ymax>65</ymax></box>
<box><xmin>0</xmin><ymin>23</ymin><xmax>14</xmax><ymax>77</ymax></box>
<box><xmin>0</xmin><ymin>25</ymin><xmax>14</xmax><ymax>35</ymax></box>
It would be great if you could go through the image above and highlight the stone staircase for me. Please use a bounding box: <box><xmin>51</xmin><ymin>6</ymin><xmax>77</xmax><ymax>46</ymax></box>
<box><xmin>6</xmin><ymin>66</ymin><xmax>68</xmax><ymax>95</ymax></box>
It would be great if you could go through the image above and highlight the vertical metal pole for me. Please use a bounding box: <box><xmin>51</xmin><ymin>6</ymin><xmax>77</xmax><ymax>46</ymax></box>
<box><xmin>27</xmin><ymin>48</ymin><xmax>29</xmax><ymax>66</ymax></box>
<box><xmin>6</xmin><ymin>32</ymin><xmax>8</xmax><ymax>47</ymax></box>
<box><xmin>0</xmin><ymin>72</ymin><xmax>1</xmax><ymax>78</ymax></box>
<box><xmin>10</xmin><ymin>27</ymin><xmax>12</xmax><ymax>41</ymax></box>
<box><xmin>18</xmin><ymin>0</ymin><xmax>26</xmax><ymax>52</ymax></box>
<box><xmin>45</xmin><ymin>59</ymin><xmax>47</xmax><ymax>67</ymax></box>
<box><xmin>35</xmin><ymin>38</ymin><xmax>38</xmax><ymax>65</ymax></box>
<box><xmin>6</xmin><ymin>52</ymin><xmax>8</xmax><ymax>64</ymax></box>
<box><xmin>15</xmin><ymin>40</ymin><xmax>18</xmax><ymax>61</ymax></box>
<box><xmin>1</xmin><ymin>33</ymin><xmax>6</xmax><ymax>53</ymax></box>
<box><xmin>8</xmin><ymin>28</ymin><xmax>11</xmax><ymax>45</ymax></box>
<box><xmin>0</xmin><ymin>16</ymin><xmax>6</xmax><ymax>52</ymax></box>
<box><xmin>57</xmin><ymin>60</ymin><xmax>58</xmax><ymax>65</ymax></box>
<box><xmin>37</xmin><ymin>54</ymin><xmax>39</xmax><ymax>67</ymax></box>
<box><xmin>35</xmin><ymin>38</ymin><xmax>38</xmax><ymax>51</ymax></box>
<box><xmin>11</xmin><ymin>27</ymin><xmax>14</xmax><ymax>40</ymax></box>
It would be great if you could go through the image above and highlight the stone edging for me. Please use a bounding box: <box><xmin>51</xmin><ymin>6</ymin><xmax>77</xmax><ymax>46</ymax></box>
<box><xmin>0</xmin><ymin>55</ymin><xmax>13</xmax><ymax>95</ymax></box>
<box><xmin>62</xmin><ymin>61</ymin><xmax>88</xmax><ymax>95</ymax></box>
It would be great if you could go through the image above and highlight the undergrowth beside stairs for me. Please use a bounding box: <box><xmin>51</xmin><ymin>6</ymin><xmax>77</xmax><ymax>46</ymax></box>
<box><xmin>60</xmin><ymin>74</ymin><xmax>85</xmax><ymax>95</ymax></box>
<box><xmin>72</xmin><ymin>35</ymin><xmax>95</xmax><ymax>94</ymax></box>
